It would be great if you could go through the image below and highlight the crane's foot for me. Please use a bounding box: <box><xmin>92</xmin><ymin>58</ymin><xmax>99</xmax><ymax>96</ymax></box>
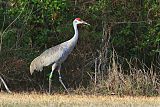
<box><xmin>49</xmin><ymin>78</ymin><xmax>52</xmax><ymax>94</ymax></box>
<box><xmin>49</xmin><ymin>72</ymin><xmax>53</xmax><ymax>94</ymax></box>
<box><xmin>59</xmin><ymin>76</ymin><xmax>69</xmax><ymax>94</ymax></box>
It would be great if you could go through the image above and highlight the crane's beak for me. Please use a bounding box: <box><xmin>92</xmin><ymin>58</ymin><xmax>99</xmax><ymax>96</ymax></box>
<box><xmin>81</xmin><ymin>20</ymin><xmax>90</xmax><ymax>25</ymax></box>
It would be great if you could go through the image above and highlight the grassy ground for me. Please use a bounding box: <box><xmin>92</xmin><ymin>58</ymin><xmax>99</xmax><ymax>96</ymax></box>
<box><xmin>0</xmin><ymin>92</ymin><xmax>160</xmax><ymax>107</ymax></box>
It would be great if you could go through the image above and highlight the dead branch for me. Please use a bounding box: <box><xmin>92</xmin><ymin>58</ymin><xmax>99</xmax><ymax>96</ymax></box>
<box><xmin>0</xmin><ymin>75</ymin><xmax>11</xmax><ymax>93</ymax></box>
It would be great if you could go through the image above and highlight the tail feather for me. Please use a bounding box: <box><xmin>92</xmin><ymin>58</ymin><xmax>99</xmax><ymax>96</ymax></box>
<box><xmin>30</xmin><ymin>57</ymin><xmax>43</xmax><ymax>75</ymax></box>
<box><xmin>30</xmin><ymin>62</ymin><xmax>34</xmax><ymax>75</ymax></box>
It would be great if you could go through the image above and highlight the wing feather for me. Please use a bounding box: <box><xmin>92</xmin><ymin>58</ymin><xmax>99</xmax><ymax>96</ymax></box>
<box><xmin>30</xmin><ymin>42</ymin><xmax>72</xmax><ymax>74</ymax></box>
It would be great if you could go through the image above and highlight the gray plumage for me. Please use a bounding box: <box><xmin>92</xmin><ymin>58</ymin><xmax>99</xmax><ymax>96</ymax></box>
<box><xmin>30</xmin><ymin>37</ymin><xmax>77</xmax><ymax>74</ymax></box>
<box><xmin>30</xmin><ymin>18</ymin><xmax>89</xmax><ymax>93</ymax></box>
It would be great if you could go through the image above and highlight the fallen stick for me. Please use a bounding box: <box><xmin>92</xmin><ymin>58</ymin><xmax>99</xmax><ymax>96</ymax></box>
<box><xmin>0</xmin><ymin>75</ymin><xmax>11</xmax><ymax>93</ymax></box>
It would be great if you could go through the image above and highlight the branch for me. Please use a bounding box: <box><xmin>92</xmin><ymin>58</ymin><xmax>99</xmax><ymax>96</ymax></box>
<box><xmin>0</xmin><ymin>75</ymin><xmax>11</xmax><ymax>93</ymax></box>
<box><xmin>0</xmin><ymin>3</ymin><xmax>27</xmax><ymax>52</ymax></box>
<box><xmin>110</xmin><ymin>20</ymin><xmax>149</xmax><ymax>24</ymax></box>
<box><xmin>108</xmin><ymin>19</ymin><xmax>158</xmax><ymax>25</ymax></box>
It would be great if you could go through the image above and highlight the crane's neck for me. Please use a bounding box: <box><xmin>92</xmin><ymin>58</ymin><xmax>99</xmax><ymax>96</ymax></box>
<box><xmin>67</xmin><ymin>23</ymin><xmax>78</xmax><ymax>47</ymax></box>
<box><xmin>72</xmin><ymin>23</ymin><xmax>78</xmax><ymax>42</ymax></box>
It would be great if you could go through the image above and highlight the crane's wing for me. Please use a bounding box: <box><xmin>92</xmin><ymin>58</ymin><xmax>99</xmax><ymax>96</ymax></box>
<box><xmin>30</xmin><ymin>44</ymin><xmax>67</xmax><ymax>74</ymax></box>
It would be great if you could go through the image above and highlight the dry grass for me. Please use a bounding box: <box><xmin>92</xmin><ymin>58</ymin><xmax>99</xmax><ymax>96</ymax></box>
<box><xmin>0</xmin><ymin>92</ymin><xmax>160</xmax><ymax>107</ymax></box>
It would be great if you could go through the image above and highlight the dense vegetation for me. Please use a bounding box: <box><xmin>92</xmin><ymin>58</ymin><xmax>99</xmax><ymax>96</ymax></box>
<box><xmin>0</xmin><ymin>0</ymin><xmax>160</xmax><ymax>96</ymax></box>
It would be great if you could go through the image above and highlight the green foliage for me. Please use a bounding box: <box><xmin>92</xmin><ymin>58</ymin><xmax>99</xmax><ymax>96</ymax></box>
<box><xmin>1</xmin><ymin>0</ymin><xmax>70</xmax><ymax>49</ymax></box>
<box><xmin>0</xmin><ymin>0</ymin><xmax>160</xmax><ymax>95</ymax></box>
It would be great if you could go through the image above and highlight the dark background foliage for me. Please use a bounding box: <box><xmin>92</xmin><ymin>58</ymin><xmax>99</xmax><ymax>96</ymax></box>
<box><xmin>0</xmin><ymin>0</ymin><xmax>160</xmax><ymax>96</ymax></box>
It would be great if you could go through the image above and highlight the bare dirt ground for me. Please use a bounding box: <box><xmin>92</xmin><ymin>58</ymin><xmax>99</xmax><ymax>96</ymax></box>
<box><xmin>0</xmin><ymin>92</ymin><xmax>160</xmax><ymax>107</ymax></box>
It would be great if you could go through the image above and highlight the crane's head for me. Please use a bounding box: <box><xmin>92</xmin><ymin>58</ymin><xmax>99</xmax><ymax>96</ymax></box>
<box><xmin>73</xmin><ymin>18</ymin><xmax>90</xmax><ymax>26</ymax></box>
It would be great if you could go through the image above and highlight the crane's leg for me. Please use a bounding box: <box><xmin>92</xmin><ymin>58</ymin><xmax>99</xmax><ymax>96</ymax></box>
<box><xmin>49</xmin><ymin>64</ymin><xmax>57</xmax><ymax>94</ymax></box>
<box><xmin>57</xmin><ymin>65</ymin><xmax>69</xmax><ymax>93</ymax></box>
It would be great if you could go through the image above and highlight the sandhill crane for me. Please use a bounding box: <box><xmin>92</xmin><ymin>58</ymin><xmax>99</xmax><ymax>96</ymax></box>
<box><xmin>30</xmin><ymin>18</ymin><xmax>90</xmax><ymax>94</ymax></box>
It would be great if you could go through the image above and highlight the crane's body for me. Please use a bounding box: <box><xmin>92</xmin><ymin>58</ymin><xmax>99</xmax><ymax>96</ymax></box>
<box><xmin>30</xmin><ymin>18</ymin><xmax>89</xmax><ymax>94</ymax></box>
<box><xmin>30</xmin><ymin>34</ymin><xmax>77</xmax><ymax>74</ymax></box>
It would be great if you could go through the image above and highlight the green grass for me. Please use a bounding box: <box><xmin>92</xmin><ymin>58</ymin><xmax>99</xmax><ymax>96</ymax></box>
<box><xmin>0</xmin><ymin>92</ymin><xmax>160</xmax><ymax>107</ymax></box>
